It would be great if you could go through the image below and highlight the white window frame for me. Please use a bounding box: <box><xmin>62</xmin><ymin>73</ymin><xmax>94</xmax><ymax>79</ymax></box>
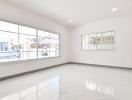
<box><xmin>0</xmin><ymin>20</ymin><xmax>60</xmax><ymax>63</ymax></box>
<box><xmin>81</xmin><ymin>31</ymin><xmax>116</xmax><ymax>50</ymax></box>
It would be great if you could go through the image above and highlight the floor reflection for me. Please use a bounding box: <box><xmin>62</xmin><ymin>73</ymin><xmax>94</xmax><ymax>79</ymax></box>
<box><xmin>0</xmin><ymin>64</ymin><xmax>132</xmax><ymax>100</ymax></box>
<box><xmin>86</xmin><ymin>81</ymin><xmax>115</xmax><ymax>96</ymax></box>
<box><xmin>0</xmin><ymin>76</ymin><xmax>60</xmax><ymax>100</ymax></box>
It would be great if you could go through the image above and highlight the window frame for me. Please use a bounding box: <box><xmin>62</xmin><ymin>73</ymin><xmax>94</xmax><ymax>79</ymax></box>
<box><xmin>81</xmin><ymin>30</ymin><xmax>116</xmax><ymax>51</ymax></box>
<box><xmin>0</xmin><ymin>20</ymin><xmax>60</xmax><ymax>64</ymax></box>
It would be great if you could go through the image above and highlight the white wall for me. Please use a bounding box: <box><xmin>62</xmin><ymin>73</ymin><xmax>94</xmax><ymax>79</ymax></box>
<box><xmin>70</xmin><ymin>15</ymin><xmax>132</xmax><ymax>68</ymax></box>
<box><xmin>0</xmin><ymin>0</ymin><xmax>69</xmax><ymax>78</ymax></box>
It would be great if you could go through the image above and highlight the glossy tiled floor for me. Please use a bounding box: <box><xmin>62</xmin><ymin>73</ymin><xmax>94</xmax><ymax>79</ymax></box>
<box><xmin>0</xmin><ymin>64</ymin><xmax>132</xmax><ymax>100</ymax></box>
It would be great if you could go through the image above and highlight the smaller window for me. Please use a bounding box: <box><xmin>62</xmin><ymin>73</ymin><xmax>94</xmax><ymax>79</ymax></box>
<box><xmin>82</xmin><ymin>31</ymin><xmax>115</xmax><ymax>50</ymax></box>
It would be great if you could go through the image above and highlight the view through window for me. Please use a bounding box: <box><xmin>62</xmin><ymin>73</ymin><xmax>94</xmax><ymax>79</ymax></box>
<box><xmin>82</xmin><ymin>31</ymin><xmax>115</xmax><ymax>50</ymax></box>
<box><xmin>0</xmin><ymin>21</ymin><xmax>59</xmax><ymax>62</ymax></box>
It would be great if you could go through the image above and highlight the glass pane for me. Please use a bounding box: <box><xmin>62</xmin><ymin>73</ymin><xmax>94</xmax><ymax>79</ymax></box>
<box><xmin>102</xmin><ymin>32</ymin><xmax>106</xmax><ymax>44</ymax></box>
<box><xmin>96</xmin><ymin>33</ymin><xmax>102</xmax><ymax>49</ymax></box>
<box><xmin>0</xmin><ymin>31</ymin><xmax>19</xmax><ymax>62</ymax></box>
<box><xmin>0</xmin><ymin>21</ymin><xmax>18</xmax><ymax>33</ymax></box>
<box><xmin>55</xmin><ymin>49</ymin><xmax>59</xmax><ymax>56</ymax></box>
<box><xmin>111</xmin><ymin>31</ymin><xmax>115</xmax><ymax>44</ymax></box>
<box><xmin>38</xmin><ymin>52</ymin><xmax>50</xmax><ymax>58</ymax></box>
<box><xmin>20</xmin><ymin>52</ymin><xmax>37</xmax><ymax>60</ymax></box>
<box><xmin>19</xmin><ymin>34</ymin><xmax>37</xmax><ymax>52</ymax></box>
<box><xmin>106</xmin><ymin>32</ymin><xmax>112</xmax><ymax>44</ymax></box>
<box><xmin>50</xmin><ymin>33</ymin><xmax>59</xmax><ymax>39</ymax></box>
<box><xmin>96</xmin><ymin>33</ymin><xmax>102</xmax><ymax>44</ymax></box>
<box><xmin>102</xmin><ymin>32</ymin><xmax>111</xmax><ymax>44</ymax></box>
<box><xmin>38</xmin><ymin>30</ymin><xmax>49</xmax><ymax>38</ymax></box>
<box><xmin>50</xmin><ymin>39</ymin><xmax>59</xmax><ymax>51</ymax></box>
<box><xmin>50</xmin><ymin>51</ymin><xmax>58</xmax><ymax>57</ymax></box>
<box><xmin>88</xmin><ymin>33</ymin><xmax>96</xmax><ymax>45</ymax></box>
<box><xmin>88</xmin><ymin>34</ymin><xmax>96</xmax><ymax>50</ymax></box>
<box><xmin>82</xmin><ymin>35</ymin><xmax>88</xmax><ymax>50</ymax></box>
<box><xmin>19</xmin><ymin>25</ymin><xmax>36</xmax><ymax>35</ymax></box>
<box><xmin>38</xmin><ymin>37</ymin><xmax>50</xmax><ymax>52</ymax></box>
<box><xmin>102</xmin><ymin>32</ymin><xmax>115</xmax><ymax>49</ymax></box>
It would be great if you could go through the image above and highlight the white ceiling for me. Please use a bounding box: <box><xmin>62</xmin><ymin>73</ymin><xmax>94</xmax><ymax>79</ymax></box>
<box><xmin>6</xmin><ymin>0</ymin><xmax>132</xmax><ymax>27</ymax></box>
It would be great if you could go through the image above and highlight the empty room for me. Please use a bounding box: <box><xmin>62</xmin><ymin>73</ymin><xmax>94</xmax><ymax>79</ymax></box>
<box><xmin>0</xmin><ymin>0</ymin><xmax>132</xmax><ymax>100</ymax></box>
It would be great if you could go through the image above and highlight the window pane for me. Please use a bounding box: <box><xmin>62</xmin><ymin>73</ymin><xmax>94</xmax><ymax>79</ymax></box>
<box><xmin>102</xmin><ymin>32</ymin><xmax>115</xmax><ymax>49</ymax></box>
<box><xmin>82</xmin><ymin>35</ymin><xmax>88</xmax><ymax>50</ymax></box>
<box><xmin>50</xmin><ymin>33</ymin><xmax>59</xmax><ymax>39</ymax></box>
<box><xmin>50</xmin><ymin>39</ymin><xmax>59</xmax><ymax>51</ymax></box>
<box><xmin>19</xmin><ymin>25</ymin><xmax>36</xmax><ymax>35</ymax></box>
<box><xmin>38</xmin><ymin>30</ymin><xmax>49</xmax><ymax>38</ymax></box>
<box><xmin>20</xmin><ymin>52</ymin><xmax>37</xmax><ymax>60</ymax></box>
<box><xmin>19</xmin><ymin>34</ymin><xmax>37</xmax><ymax>52</ymax></box>
<box><xmin>37</xmin><ymin>37</ymin><xmax>50</xmax><ymax>58</ymax></box>
<box><xmin>50</xmin><ymin>51</ymin><xmax>59</xmax><ymax>57</ymax></box>
<box><xmin>0</xmin><ymin>31</ymin><xmax>19</xmax><ymax>62</ymax></box>
<box><xmin>88</xmin><ymin>34</ymin><xmax>96</xmax><ymax>50</ymax></box>
<box><xmin>96</xmin><ymin>33</ymin><xmax>102</xmax><ymax>49</ymax></box>
<box><xmin>102</xmin><ymin>32</ymin><xmax>111</xmax><ymax>44</ymax></box>
<box><xmin>50</xmin><ymin>34</ymin><xmax>59</xmax><ymax>57</ymax></box>
<box><xmin>96</xmin><ymin>33</ymin><xmax>102</xmax><ymax>44</ymax></box>
<box><xmin>111</xmin><ymin>31</ymin><xmax>115</xmax><ymax>43</ymax></box>
<box><xmin>38</xmin><ymin>52</ymin><xmax>50</xmax><ymax>58</ymax></box>
<box><xmin>0</xmin><ymin>21</ymin><xmax>18</xmax><ymax>33</ymax></box>
<box><xmin>38</xmin><ymin>37</ymin><xmax>50</xmax><ymax>52</ymax></box>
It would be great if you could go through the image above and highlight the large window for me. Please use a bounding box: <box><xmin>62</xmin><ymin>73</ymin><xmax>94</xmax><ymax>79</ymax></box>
<box><xmin>0</xmin><ymin>21</ymin><xmax>60</xmax><ymax>62</ymax></box>
<box><xmin>82</xmin><ymin>31</ymin><xmax>115</xmax><ymax>50</ymax></box>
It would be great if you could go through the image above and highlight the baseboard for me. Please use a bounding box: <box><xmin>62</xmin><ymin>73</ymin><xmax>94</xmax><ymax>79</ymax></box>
<box><xmin>0</xmin><ymin>62</ymin><xmax>131</xmax><ymax>81</ymax></box>
<box><xmin>0</xmin><ymin>62</ymin><xmax>69</xmax><ymax>81</ymax></box>
<box><xmin>69</xmin><ymin>62</ymin><xmax>132</xmax><ymax>70</ymax></box>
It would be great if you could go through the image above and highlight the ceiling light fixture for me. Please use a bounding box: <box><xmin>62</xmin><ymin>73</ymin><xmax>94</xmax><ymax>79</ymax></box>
<box><xmin>68</xmin><ymin>19</ymin><xmax>72</xmax><ymax>23</ymax></box>
<box><xmin>112</xmin><ymin>8</ymin><xmax>117</xmax><ymax>12</ymax></box>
